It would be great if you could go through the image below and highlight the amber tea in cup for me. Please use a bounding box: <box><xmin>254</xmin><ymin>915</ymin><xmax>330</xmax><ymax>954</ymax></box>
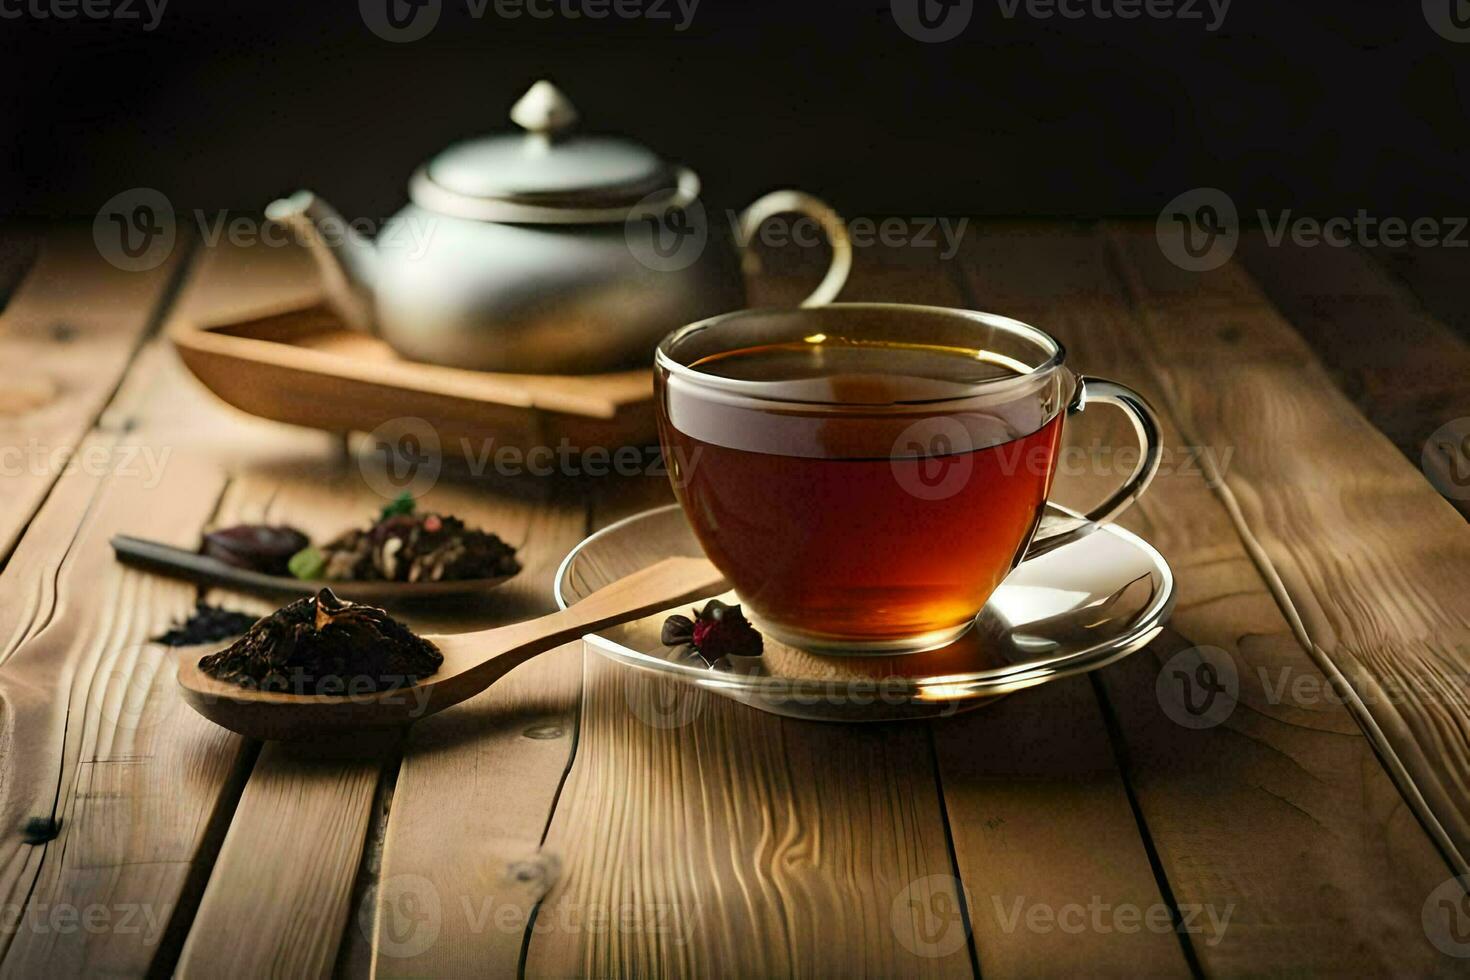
<box><xmin>655</xmin><ymin>305</ymin><xmax>1160</xmax><ymax>653</ymax></box>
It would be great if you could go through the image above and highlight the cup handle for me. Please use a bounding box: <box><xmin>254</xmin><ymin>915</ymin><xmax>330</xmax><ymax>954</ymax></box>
<box><xmin>736</xmin><ymin>190</ymin><xmax>852</xmax><ymax>306</ymax></box>
<box><xmin>1023</xmin><ymin>376</ymin><xmax>1164</xmax><ymax>560</ymax></box>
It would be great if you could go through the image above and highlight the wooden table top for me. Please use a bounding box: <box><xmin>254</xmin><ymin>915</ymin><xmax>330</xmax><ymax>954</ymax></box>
<box><xmin>3</xmin><ymin>220</ymin><xmax>1470</xmax><ymax>978</ymax></box>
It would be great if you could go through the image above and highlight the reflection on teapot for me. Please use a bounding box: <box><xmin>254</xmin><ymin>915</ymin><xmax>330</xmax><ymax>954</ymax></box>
<box><xmin>268</xmin><ymin>80</ymin><xmax>850</xmax><ymax>374</ymax></box>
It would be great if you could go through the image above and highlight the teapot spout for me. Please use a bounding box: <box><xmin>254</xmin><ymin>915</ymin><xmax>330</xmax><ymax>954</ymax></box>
<box><xmin>265</xmin><ymin>190</ymin><xmax>377</xmax><ymax>334</ymax></box>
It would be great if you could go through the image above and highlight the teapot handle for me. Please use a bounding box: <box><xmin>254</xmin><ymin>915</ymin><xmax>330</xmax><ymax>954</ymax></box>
<box><xmin>735</xmin><ymin>190</ymin><xmax>852</xmax><ymax>306</ymax></box>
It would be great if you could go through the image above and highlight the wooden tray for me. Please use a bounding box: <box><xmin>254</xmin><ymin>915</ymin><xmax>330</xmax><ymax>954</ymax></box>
<box><xmin>170</xmin><ymin>301</ymin><xmax>657</xmax><ymax>449</ymax></box>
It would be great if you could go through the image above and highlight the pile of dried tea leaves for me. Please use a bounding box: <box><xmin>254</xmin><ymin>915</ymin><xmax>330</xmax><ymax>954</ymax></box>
<box><xmin>200</xmin><ymin>494</ymin><xmax>520</xmax><ymax>585</ymax></box>
<box><xmin>197</xmin><ymin>588</ymin><xmax>442</xmax><ymax>695</ymax></box>
<box><xmin>152</xmin><ymin>602</ymin><xmax>261</xmax><ymax>647</ymax></box>
<box><xmin>303</xmin><ymin>510</ymin><xmax>520</xmax><ymax>584</ymax></box>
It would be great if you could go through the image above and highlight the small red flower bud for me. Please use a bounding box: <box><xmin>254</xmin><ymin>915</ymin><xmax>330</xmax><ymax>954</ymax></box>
<box><xmin>661</xmin><ymin>600</ymin><xmax>762</xmax><ymax>663</ymax></box>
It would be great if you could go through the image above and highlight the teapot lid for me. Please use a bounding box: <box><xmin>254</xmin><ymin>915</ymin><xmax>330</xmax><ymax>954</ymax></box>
<box><xmin>412</xmin><ymin>80</ymin><xmax>688</xmax><ymax>222</ymax></box>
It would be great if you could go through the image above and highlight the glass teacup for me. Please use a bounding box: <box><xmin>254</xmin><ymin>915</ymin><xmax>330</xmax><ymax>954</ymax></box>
<box><xmin>655</xmin><ymin>304</ymin><xmax>1161</xmax><ymax>654</ymax></box>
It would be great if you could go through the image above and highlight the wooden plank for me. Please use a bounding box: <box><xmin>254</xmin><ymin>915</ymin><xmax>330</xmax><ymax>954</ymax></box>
<box><xmin>331</xmin><ymin>742</ymin><xmax>397</xmax><ymax>980</ymax></box>
<box><xmin>323</xmin><ymin>412</ymin><xmax>589</xmax><ymax>977</ymax></box>
<box><xmin>0</xmin><ymin>227</ymin><xmax>190</xmax><ymax>564</ymax></box>
<box><xmin>1371</xmin><ymin>244</ymin><xmax>1470</xmax><ymax>345</ymax></box>
<box><xmin>137</xmin><ymin>242</ymin><xmax>362</xmax><ymax>976</ymax></box>
<box><xmin>5</xmin><ymin>237</ymin><xmax>584</xmax><ymax>978</ymax></box>
<box><xmin>871</xmin><ymin>230</ymin><xmax>1186</xmax><ymax>976</ymax></box>
<box><xmin>528</xmin><ymin>635</ymin><xmax>969</xmax><ymax>976</ymax></box>
<box><xmin>359</xmin><ymin>488</ymin><xmax>588</xmax><ymax>979</ymax></box>
<box><xmin>188</xmin><ymin>464</ymin><xmax>585</xmax><ymax>979</ymax></box>
<box><xmin>9</xmin><ymin>216</ymin><xmax>1458</xmax><ymax>976</ymax></box>
<box><xmin>0</xmin><ymin>237</ymin><xmax>345</xmax><ymax>977</ymax></box>
<box><xmin>1046</xmin><ymin>221</ymin><xmax>1470</xmax><ymax>970</ymax></box>
<box><xmin>156</xmin><ymin>232</ymin><xmax>384</xmax><ymax>980</ymax></box>
<box><xmin>0</xmin><ymin>354</ymin><xmax>250</xmax><ymax>977</ymax></box>
<box><xmin>1236</xmin><ymin>235</ymin><xmax>1470</xmax><ymax>516</ymax></box>
<box><xmin>359</xmin><ymin>228</ymin><xmax>983</xmax><ymax>980</ymax></box>
<box><xmin>525</xmin><ymin>247</ymin><xmax>968</xmax><ymax>978</ymax></box>
<box><xmin>932</xmin><ymin>678</ymin><xmax>1190</xmax><ymax>977</ymax></box>
<box><xmin>149</xmin><ymin>241</ymin><xmax>570</xmax><ymax>979</ymax></box>
<box><xmin>1112</xmin><ymin>219</ymin><xmax>1470</xmax><ymax>865</ymax></box>
<box><xmin>176</xmin><ymin>734</ymin><xmax>391</xmax><ymax>980</ymax></box>
<box><xmin>957</xmin><ymin>222</ymin><xmax>1462</xmax><ymax>974</ymax></box>
<box><xmin>520</xmin><ymin>239</ymin><xmax>1182</xmax><ymax>977</ymax></box>
<box><xmin>171</xmin><ymin>469</ymin><xmax>399</xmax><ymax>980</ymax></box>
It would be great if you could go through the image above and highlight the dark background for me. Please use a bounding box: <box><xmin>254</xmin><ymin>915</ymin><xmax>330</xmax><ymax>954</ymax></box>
<box><xmin>2</xmin><ymin>0</ymin><xmax>1466</xmax><ymax>221</ymax></box>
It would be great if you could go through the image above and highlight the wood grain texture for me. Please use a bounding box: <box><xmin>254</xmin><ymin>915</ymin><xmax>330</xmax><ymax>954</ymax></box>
<box><xmin>958</xmin><ymin>222</ymin><xmax>1466</xmax><ymax>973</ymax></box>
<box><xmin>0</xmin><ymin>227</ymin><xmax>189</xmax><ymax>563</ymax></box>
<box><xmin>5</xmin><ymin>219</ymin><xmax>1463</xmax><ymax>977</ymax></box>
<box><xmin>0</xmin><ymin>355</ymin><xmax>251</xmax><ymax>977</ymax></box>
<box><xmin>519</xmin><ymin>241</ymin><xmax>1177</xmax><ymax>977</ymax></box>
<box><xmin>176</xmin><ymin>736</ymin><xmax>390</xmax><ymax>980</ymax></box>
<box><xmin>931</xmin><ymin>678</ymin><xmax>1190</xmax><ymax>977</ymax></box>
<box><xmin>0</xmin><ymin>238</ymin><xmax>349</xmax><ymax>978</ymax></box>
<box><xmin>523</xmin><ymin>251</ymin><xmax>979</xmax><ymax>978</ymax></box>
<box><xmin>171</xmin><ymin>470</ymin><xmax>398</xmax><ymax>980</ymax></box>
<box><xmin>858</xmin><ymin>232</ymin><xmax>1187</xmax><ymax>976</ymax></box>
<box><xmin>0</xmin><ymin>233</ymin><xmax>346</xmax><ymax>975</ymax></box>
<box><xmin>955</xmin><ymin>223</ymin><xmax>1463</xmax><ymax>974</ymax></box>
<box><xmin>1370</xmin><ymin>243</ymin><xmax>1470</xmax><ymax>346</ymax></box>
<box><xmin>1236</xmin><ymin>235</ymin><xmax>1470</xmax><ymax>516</ymax></box>
<box><xmin>141</xmin><ymin>240</ymin><xmax>429</xmax><ymax>978</ymax></box>
<box><xmin>527</xmin><ymin>650</ymin><xmax>969</xmax><ymax>977</ymax></box>
<box><xmin>171</xmin><ymin>304</ymin><xmax>657</xmax><ymax>450</ymax></box>
<box><xmin>172</xmin><ymin>463</ymin><xmax>585</xmax><ymax>979</ymax></box>
<box><xmin>364</xmin><ymin>478</ymin><xmax>589</xmax><ymax>978</ymax></box>
<box><xmin>1109</xmin><ymin>221</ymin><xmax>1470</xmax><ymax>877</ymax></box>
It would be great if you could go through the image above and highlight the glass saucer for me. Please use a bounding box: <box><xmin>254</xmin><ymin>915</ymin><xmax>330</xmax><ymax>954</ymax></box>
<box><xmin>553</xmin><ymin>503</ymin><xmax>1174</xmax><ymax>721</ymax></box>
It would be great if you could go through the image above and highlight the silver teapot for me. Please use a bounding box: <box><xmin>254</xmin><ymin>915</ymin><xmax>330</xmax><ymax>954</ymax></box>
<box><xmin>267</xmin><ymin>80</ymin><xmax>850</xmax><ymax>374</ymax></box>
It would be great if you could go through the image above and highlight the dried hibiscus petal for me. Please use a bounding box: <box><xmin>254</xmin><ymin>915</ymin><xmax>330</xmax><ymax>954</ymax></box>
<box><xmin>660</xmin><ymin>614</ymin><xmax>695</xmax><ymax>646</ymax></box>
<box><xmin>661</xmin><ymin>599</ymin><xmax>762</xmax><ymax>664</ymax></box>
<box><xmin>202</xmin><ymin>525</ymin><xmax>310</xmax><ymax>576</ymax></box>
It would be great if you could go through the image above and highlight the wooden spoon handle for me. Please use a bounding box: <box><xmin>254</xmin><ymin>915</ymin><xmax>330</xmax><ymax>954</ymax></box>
<box><xmin>424</xmin><ymin>556</ymin><xmax>726</xmax><ymax>708</ymax></box>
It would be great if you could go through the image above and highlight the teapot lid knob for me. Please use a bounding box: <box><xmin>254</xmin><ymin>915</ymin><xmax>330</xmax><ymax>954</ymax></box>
<box><xmin>510</xmin><ymin>80</ymin><xmax>578</xmax><ymax>141</ymax></box>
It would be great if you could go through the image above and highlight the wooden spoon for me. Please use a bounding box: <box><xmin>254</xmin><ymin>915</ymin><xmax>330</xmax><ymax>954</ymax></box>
<box><xmin>177</xmin><ymin>556</ymin><xmax>725</xmax><ymax>741</ymax></box>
